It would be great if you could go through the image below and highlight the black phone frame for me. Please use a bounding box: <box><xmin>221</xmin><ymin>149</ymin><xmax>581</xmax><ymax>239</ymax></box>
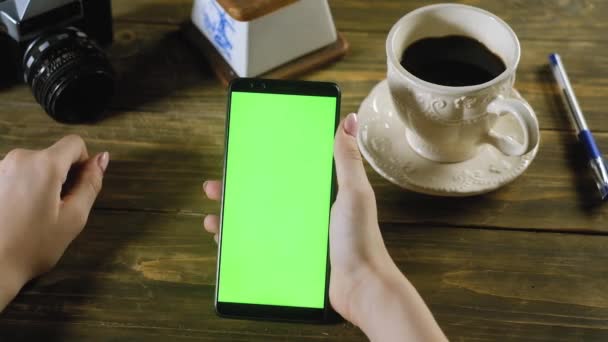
<box><xmin>216</xmin><ymin>78</ymin><xmax>341</xmax><ymax>323</ymax></box>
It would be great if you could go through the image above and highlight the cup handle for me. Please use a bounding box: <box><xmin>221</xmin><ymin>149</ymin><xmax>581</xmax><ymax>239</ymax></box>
<box><xmin>485</xmin><ymin>96</ymin><xmax>540</xmax><ymax>156</ymax></box>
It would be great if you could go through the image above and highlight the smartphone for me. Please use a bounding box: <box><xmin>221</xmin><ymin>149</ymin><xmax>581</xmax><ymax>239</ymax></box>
<box><xmin>216</xmin><ymin>78</ymin><xmax>341</xmax><ymax>322</ymax></box>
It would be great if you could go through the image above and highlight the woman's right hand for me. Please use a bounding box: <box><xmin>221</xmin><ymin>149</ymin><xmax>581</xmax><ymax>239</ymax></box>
<box><xmin>202</xmin><ymin>113</ymin><xmax>446</xmax><ymax>341</ymax></box>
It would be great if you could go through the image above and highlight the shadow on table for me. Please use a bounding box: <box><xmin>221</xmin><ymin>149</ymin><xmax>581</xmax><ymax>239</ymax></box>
<box><xmin>0</xmin><ymin>38</ymin><xmax>18</xmax><ymax>92</ymax></box>
<box><xmin>102</xmin><ymin>5</ymin><xmax>221</xmax><ymax>120</ymax></box>
<box><xmin>0</xmin><ymin>70</ymin><xmax>17</xmax><ymax>91</ymax></box>
<box><xmin>536</xmin><ymin>64</ymin><xmax>603</xmax><ymax>213</ymax></box>
<box><xmin>0</xmin><ymin>2</ymin><xmax>224</xmax><ymax>333</ymax></box>
<box><xmin>0</xmin><ymin>146</ymin><xmax>214</xmax><ymax>340</ymax></box>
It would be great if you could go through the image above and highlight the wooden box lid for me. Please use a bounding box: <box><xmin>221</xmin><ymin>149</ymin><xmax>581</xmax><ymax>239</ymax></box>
<box><xmin>216</xmin><ymin>0</ymin><xmax>298</xmax><ymax>21</ymax></box>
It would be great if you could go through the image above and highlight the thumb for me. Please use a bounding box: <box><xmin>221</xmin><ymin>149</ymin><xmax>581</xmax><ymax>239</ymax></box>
<box><xmin>334</xmin><ymin>113</ymin><xmax>369</xmax><ymax>190</ymax></box>
<box><xmin>60</xmin><ymin>152</ymin><xmax>109</xmax><ymax>232</ymax></box>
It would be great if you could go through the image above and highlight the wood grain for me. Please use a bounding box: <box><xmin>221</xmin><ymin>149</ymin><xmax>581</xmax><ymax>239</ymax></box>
<box><xmin>0</xmin><ymin>211</ymin><xmax>607</xmax><ymax>341</ymax></box>
<box><xmin>111</xmin><ymin>0</ymin><xmax>608</xmax><ymax>42</ymax></box>
<box><xmin>1</xmin><ymin>0</ymin><xmax>608</xmax><ymax>340</ymax></box>
<box><xmin>0</xmin><ymin>101</ymin><xmax>606</xmax><ymax>231</ymax></box>
<box><xmin>3</xmin><ymin>24</ymin><xmax>607</xmax><ymax>132</ymax></box>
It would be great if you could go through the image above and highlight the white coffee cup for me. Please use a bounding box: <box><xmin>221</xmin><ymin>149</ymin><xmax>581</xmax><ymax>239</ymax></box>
<box><xmin>386</xmin><ymin>4</ymin><xmax>539</xmax><ymax>163</ymax></box>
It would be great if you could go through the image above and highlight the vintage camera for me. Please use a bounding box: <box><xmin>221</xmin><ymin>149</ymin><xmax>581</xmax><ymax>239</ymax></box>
<box><xmin>0</xmin><ymin>0</ymin><xmax>114</xmax><ymax>122</ymax></box>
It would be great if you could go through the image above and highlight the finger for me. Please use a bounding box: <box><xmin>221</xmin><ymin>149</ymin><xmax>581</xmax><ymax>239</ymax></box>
<box><xmin>59</xmin><ymin>152</ymin><xmax>109</xmax><ymax>234</ymax></box>
<box><xmin>203</xmin><ymin>180</ymin><xmax>222</xmax><ymax>200</ymax></box>
<box><xmin>334</xmin><ymin>113</ymin><xmax>370</xmax><ymax>190</ymax></box>
<box><xmin>203</xmin><ymin>215</ymin><xmax>220</xmax><ymax>234</ymax></box>
<box><xmin>45</xmin><ymin>135</ymin><xmax>89</xmax><ymax>175</ymax></box>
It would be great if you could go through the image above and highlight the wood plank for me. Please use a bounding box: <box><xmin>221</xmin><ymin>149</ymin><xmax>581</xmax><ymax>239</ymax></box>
<box><xmin>0</xmin><ymin>6</ymin><xmax>605</xmax><ymax>226</ymax></box>
<box><xmin>0</xmin><ymin>1</ymin><xmax>605</xmax><ymax>341</ymax></box>
<box><xmin>1</xmin><ymin>211</ymin><xmax>607</xmax><ymax>341</ymax></box>
<box><xmin>110</xmin><ymin>0</ymin><xmax>608</xmax><ymax>42</ymax></box>
<box><xmin>3</xmin><ymin>24</ymin><xmax>607</xmax><ymax>132</ymax></box>
<box><xmin>0</xmin><ymin>102</ymin><xmax>607</xmax><ymax>232</ymax></box>
<box><xmin>314</xmin><ymin>32</ymin><xmax>608</xmax><ymax>133</ymax></box>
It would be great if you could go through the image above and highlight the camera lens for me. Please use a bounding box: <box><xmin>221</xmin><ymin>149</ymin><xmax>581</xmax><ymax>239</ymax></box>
<box><xmin>23</xmin><ymin>27</ymin><xmax>114</xmax><ymax>123</ymax></box>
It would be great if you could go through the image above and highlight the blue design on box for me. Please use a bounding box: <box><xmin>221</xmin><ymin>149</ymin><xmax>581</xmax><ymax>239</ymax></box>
<box><xmin>203</xmin><ymin>1</ymin><xmax>235</xmax><ymax>60</ymax></box>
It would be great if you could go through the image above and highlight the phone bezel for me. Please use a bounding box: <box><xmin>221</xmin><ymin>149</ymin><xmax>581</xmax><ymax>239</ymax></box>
<box><xmin>215</xmin><ymin>78</ymin><xmax>341</xmax><ymax>322</ymax></box>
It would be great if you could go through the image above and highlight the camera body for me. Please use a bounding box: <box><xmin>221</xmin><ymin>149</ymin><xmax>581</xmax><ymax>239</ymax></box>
<box><xmin>0</xmin><ymin>0</ymin><xmax>114</xmax><ymax>122</ymax></box>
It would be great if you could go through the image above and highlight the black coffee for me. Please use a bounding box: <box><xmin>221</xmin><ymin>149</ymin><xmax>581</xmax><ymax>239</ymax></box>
<box><xmin>400</xmin><ymin>35</ymin><xmax>506</xmax><ymax>87</ymax></box>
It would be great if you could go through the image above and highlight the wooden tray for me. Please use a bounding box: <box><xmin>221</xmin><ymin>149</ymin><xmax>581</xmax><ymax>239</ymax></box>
<box><xmin>180</xmin><ymin>21</ymin><xmax>349</xmax><ymax>86</ymax></box>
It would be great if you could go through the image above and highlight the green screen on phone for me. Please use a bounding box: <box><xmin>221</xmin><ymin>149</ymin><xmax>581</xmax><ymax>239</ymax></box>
<box><xmin>218</xmin><ymin>91</ymin><xmax>337</xmax><ymax>309</ymax></box>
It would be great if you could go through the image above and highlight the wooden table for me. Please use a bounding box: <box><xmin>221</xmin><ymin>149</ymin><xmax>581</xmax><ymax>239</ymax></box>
<box><xmin>1</xmin><ymin>1</ymin><xmax>607</xmax><ymax>340</ymax></box>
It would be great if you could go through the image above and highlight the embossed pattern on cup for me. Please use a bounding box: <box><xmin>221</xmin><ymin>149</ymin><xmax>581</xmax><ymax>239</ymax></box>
<box><xmin>386</xmin><ymin>4</ymin><xmax>539</xmax><ymax>163</ymax></box>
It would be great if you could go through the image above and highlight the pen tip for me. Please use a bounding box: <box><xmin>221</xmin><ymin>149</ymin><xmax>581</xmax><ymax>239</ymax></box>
<box><xmin>549</xmin><ymin>53</ymin><xmax>559</xmax><ymax>66</ymax></box>
<box><xmin>601</xmin><ymin>185</ymin><xmax>608</xmax><ymax>201</ymax></box>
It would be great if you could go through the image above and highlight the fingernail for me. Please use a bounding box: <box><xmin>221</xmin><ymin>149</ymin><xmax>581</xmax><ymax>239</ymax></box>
<box><xmin>344</xmin><ymin>113</ymin><xmax>358</xmax><ymax>137</ymax></box>
<box><xmin>97</xmin><ymin>152</ymin><xmax>110</xmax><ymax>173</ymax></box>
<box><xmin>203</xmin><ymin>181</ymin><xmax>209</xmax><ymax>193</ymax></box>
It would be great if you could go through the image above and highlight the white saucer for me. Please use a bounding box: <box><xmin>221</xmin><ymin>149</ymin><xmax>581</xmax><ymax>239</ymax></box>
<box><xmin>357</xmin><ymin>80</ymin><xmax>540</xmax><ymax>197</ymax></box>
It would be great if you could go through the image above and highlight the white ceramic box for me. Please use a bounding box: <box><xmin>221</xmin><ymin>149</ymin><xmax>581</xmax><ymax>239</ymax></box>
<box><xmin>191</xmin><ymin>0</ymin><xmax>338</xmax><ymax>77</ymax></box>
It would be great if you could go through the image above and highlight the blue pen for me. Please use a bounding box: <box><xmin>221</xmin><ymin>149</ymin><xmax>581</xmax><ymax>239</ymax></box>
<box><xmin>549</xmin><ymin>53</ymin><xmax>608</xmax><ymax>200</ymax></box>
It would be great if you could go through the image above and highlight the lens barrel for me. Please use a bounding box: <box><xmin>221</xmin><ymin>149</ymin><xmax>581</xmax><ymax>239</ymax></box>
<box><xmin>23</xmin><ymin>27</ymin><xmax>114</xmax><ymax>123</ymax></box>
